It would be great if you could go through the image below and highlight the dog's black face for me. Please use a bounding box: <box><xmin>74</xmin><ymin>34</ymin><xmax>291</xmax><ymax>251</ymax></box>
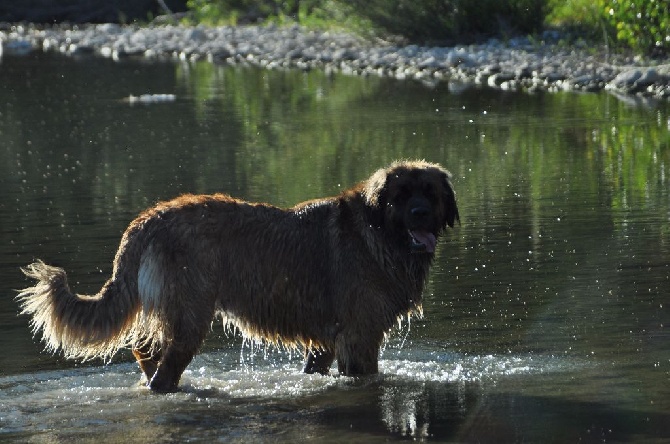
<box><xmin>405</xmin><ymin>192</ymin><xmax>440</xmax><ymax>252</ymax></box>
<box><xmin>366</xmin><ymin>162</ymin><xmax>459</xmax><ymax>254</ymax></box>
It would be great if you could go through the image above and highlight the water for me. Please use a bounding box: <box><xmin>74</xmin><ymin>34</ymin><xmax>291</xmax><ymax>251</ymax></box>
<box><xmin>1</xmin><ymin>51</ymin><xmax>668</xmax><ymax>442</ymax></box>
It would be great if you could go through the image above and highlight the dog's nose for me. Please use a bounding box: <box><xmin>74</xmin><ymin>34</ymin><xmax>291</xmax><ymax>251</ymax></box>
<box><xmin>411</xmin><ymin>207</ymin><xmax>430</xmax><ymax>218</ymax></box>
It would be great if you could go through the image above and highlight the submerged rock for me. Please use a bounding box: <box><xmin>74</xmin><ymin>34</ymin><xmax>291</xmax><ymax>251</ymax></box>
<box><xmin>124</xmin><ymin>93</ymin><xmax>177</xmax><ymax>104</ymax></box>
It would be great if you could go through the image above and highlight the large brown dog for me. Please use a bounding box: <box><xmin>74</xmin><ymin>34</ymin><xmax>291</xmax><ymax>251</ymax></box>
<box><xmin>18</xmin><ymin>160</ymin><xmax>458</xmax><ymax>392</ymax></box>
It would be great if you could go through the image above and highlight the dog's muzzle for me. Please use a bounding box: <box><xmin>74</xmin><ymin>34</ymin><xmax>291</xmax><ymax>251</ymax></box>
<box><xmin>408</xmin><ymin>229</ymin><xmax>437</xmax><ymax>253</ymax></box>
<box><xmin>406</xmin><ymin>200</ymin><xmax>437</xmax><ymax>253</ymax></box>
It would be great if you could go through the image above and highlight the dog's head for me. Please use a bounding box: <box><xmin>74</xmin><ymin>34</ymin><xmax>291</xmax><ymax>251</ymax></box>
<box><xmin>364</xmin><ymin>160</ymin><xmax>459</xmax><ymax>253</ymax></box>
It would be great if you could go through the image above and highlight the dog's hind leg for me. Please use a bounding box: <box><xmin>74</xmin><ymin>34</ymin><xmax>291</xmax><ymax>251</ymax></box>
<box><xmin>303</xmin><ymin>347</ymin><xmax>335</xmax><ymax>375</ymax></box>
<box><xmin>146</xmin><ymin>298</ymin><xmax>216</xmax><ymax>392</ymax></box>
<box><xmin>147</xmin><ymin>344</ymin><xmax>196</xmax><ymax>393</ymax></box>
<box><xmin>132</xmin><ymin>339</ymin><xmax>162</xmax><ymax>383</ymax></box>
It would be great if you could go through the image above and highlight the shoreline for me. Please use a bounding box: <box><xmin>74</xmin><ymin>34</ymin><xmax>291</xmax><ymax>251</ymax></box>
<box><xmin>2</xmin><ymin>23</ymin><xmax>669</xmax><ymax>100</ymax></box>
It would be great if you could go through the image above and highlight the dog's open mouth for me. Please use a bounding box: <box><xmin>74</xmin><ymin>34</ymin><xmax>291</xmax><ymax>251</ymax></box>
<box><xmin>409</xmin><ymin>230</ymin><xmax>437</xmax><ymax>253</ymax></box>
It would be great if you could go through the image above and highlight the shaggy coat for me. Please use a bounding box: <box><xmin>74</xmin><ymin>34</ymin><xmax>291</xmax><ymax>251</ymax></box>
<box><xmin>18</xmin><ymin>160</ymin><xmax>459</xmax><ymax>392</ymax></box>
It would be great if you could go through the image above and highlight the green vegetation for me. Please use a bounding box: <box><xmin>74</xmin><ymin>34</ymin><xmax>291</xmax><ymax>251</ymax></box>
<box><xmin>185</xmin><ymin>0</ymin><xmax>669</xmax><ymax>54</ymax></box>
<box><xmin>346</xmin><ymin>0</ymin><xmax>546</xmax><ymax>42</ymax></box>
<box><xmin>601</xmin><ymin>0</ymin><xmax>669</xmax><ymax>54</ymax></box>
<box><xmin>545</xmin><ymin>0</ymin><xmax>604</xmax><ymax>37</ymax></box>
<box><xmin>184</xmin><ymin>0</ymin><xmax>546</xmax><ymax>41</ymax></box>
<box><xmin>547</xmin><ymin>0</ymin><xmax>669</xmax><ymax>54</ymax></box>
<box><xmin>185</xmin><ymin>0</ymin><xmax>372</xmax><ymax>32</ymax></box>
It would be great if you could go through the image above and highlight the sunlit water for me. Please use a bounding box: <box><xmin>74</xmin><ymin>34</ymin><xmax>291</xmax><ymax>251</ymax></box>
<box><xmin>0</xmin><ymin>344</ymin><xmax>588</xmax><ymax>442</ymax></box>
<box><xmin>0</xmin><ymin>52</ymin><xmax>668</xmax><ymax>442</ymax></box>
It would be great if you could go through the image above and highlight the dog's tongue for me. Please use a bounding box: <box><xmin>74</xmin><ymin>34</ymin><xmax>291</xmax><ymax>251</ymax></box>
<box><xmin>411</xmin><ymin>230</ymin><xmax>437</xmax><ymax>253</ymax></box>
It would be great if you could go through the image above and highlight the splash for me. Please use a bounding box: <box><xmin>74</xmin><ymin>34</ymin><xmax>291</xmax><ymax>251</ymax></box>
<box><xmin>380</xmin><ymin>353</ymin><xmax>563</xmax><ymax>383</ymax></box>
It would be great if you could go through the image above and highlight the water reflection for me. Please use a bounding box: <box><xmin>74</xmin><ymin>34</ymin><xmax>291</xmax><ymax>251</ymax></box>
<box><xmin>0</xmin><ymin>52</ymin><xmax>668</xmax><ymax>442</ymax></box>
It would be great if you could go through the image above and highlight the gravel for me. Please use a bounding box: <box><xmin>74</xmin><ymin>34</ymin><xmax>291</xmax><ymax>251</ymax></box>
<box><xmin>2</xmin><ymin>22</ymin><xmax>669</xmax><ymax>99</ymax></box>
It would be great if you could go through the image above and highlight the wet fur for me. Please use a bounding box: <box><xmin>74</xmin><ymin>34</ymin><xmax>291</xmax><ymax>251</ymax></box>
<box><xmin>18</xmin><ymin>160</ymin><xmax>459</xmax><ymax>392</ymax></box>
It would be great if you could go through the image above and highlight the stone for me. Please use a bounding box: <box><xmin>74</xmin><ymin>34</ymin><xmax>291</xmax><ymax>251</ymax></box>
<box><xmin>634</xmin><ymin>69</ymin><xmax>661</xmax><ymax>88</ymax></box>
<box><xmin>488</xmin><ymin>72</ymin><xmax>515</xmax><ymax>87</ymax></box>
<box><xmin>610</xmin><ymin>69</ymin><xmax>642</xmax><ymax>88</ymax></box>
<box><xmin>1</xmin><ymin>23</ymin><xmax>667</xmax><ymax>101</ymax></box>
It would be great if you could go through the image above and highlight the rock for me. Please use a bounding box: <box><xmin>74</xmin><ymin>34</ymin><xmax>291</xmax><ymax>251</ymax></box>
<box><xmin>185</xmin><ymin>28</ymin><xmax>207</xmax><ymax>42</ymax></box>
<box><xmin>609</xmin><ymin>69</ymin><xmax>642</xmax><ymax>89</ymax></box>
<box><xmin>515</xmin><ymin>66</ymin><xmax>532</xmax><ymax>80</ymax></box>
<box><xmin>1</xmin><ymin>23</ymin><xmax>667</xmax><ymax>101</ymax></box>
<box><xmin>400</xmin><ymin>45</ymin><xmax>420</xmax><ymax>58</ymax></box>
<box><xmin>480</xmin><ymin>64</ymin><xmax>501</xmax><ymax>76</ymax></box>
<box><xmin>634</xmin><ymin>69</ymin><xmax>660</xmax><ymax>88</ymax></box>
<box><xmin>488</xmin><ymin>72</ymin><xmax>515</xmax><ymax>87</ymax></box>
<box><xmin>332</xmin><ymin>48</ymin><xmax>357</xmax><ymax>61</ymax></box>
<box><xmin>96</xmin><ymin>23</ymin><xmax>122</xmax><ymax>34</ymax></box>
<box><xmin>544</xmin><ymin>72</ymin><xmax>567</xmax><ymax>83</ymax></box>
<box><xmin>68</xmin><ymin>43</ymin><xmax>94</xmax><ymax>54</ymax></box>
<box><xmin>125</xmin><ymin>93</ymin><xmax>176</xmax><ymax>104</ymax></box>
<box><xmin>99</xmin><ymin>46</ymin><xmax>114</xmax><ymax>58</ymax></box>
<box><xmin>445</xmin><ymin>51</ymin><xmax>474</xmax><ymax>67</ymax></box>
<box><xmin>418</xmin><ymin>56</ymin><xmax>440</xmax><ymax>69</ymax></box>
<box><xmin>3</xmin><ymin>39</ymin><xmax>34</xmax><ymax>55</ymax></box>
<box><xmin>569</xmin><ymin>74</ymin><xmax>600</xmax><ymax>89</ymax></box>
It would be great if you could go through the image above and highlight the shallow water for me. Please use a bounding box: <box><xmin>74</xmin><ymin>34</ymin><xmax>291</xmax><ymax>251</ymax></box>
<box><xmin>0</xmin><ymin>345</ymin><xmax>596</xmax><ymax>442</ymax></box>
<box><xmin>0</xmin><ymin>52</ymin><xmax>668</xmax><ymax>442</ymax></box>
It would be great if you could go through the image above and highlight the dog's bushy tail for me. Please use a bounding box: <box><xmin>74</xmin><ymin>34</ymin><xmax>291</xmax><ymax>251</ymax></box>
<box><xmin>17</xmin><ymin>260</ymin><xmax>141</xmax><ymax>361</ymax></box>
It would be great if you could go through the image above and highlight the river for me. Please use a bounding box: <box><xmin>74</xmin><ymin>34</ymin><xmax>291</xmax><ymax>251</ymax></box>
<box><xmin>0</xmin><ymin>51</ymin><xmax>668</xmax><ymax>442</ymax></box>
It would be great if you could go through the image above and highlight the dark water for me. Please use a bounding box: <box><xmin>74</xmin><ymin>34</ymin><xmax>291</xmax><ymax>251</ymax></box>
<box><xmin>0</xmin><ymin>52</ymin><xmax>668</xmax><ymax>442</ymax></box>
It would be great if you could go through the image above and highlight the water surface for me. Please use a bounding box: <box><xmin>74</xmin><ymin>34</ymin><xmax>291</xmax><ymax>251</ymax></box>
<box><xmin>0</xmin><ymin>52</ymin><xmax>668</xmax><ymax>442</ymax></box>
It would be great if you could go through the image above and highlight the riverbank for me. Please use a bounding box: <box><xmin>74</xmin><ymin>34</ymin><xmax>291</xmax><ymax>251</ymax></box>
<box><xmin>2</xmin><ymin>23</ymin><xmax>669</xmax><ymax>99</ymax></box>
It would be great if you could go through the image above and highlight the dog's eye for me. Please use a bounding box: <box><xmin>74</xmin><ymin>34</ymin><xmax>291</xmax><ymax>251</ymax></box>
<box><xmin>423</xmin><ymin>185</ymin><xmax>436</xmax><ymax>200</ymax></box>
<box><xmin>396</xmin><ymin>185</ymin><xmax>411</xmax><ymax>200</ymax></box>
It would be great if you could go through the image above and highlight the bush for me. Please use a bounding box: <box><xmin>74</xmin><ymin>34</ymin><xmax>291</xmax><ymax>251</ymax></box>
<box><xmin>546</xmin><ymin>0</ymin><xmax>603</xmax><ymax>31</ymax></box>
<box><xmin>185</xmin><ymin>0</ymin><xmax>546</xmax><ymax>42</ymax></box>
<box><xmin>458</xmin><ymin>0</ymin><xmax>546</xmax><ymax>38</ymax></box>
<box><xmin>184</xmin><ymin>0</ymin><xmax>668</xmax><ymax>54</ymax></box>
<box><xmin>346</xmin><ymin>0</ymin><xmax>546</xmax><ymax>43</ymax></box>
<box><xmin>185</xmin><ymin>0</ymin><xmax>309</xmax><ymax>24</ymax></box>
<box><xmin>601</xmin><ymin>0</ymin><xmax>669</xmax><ymax>54</ymax></box>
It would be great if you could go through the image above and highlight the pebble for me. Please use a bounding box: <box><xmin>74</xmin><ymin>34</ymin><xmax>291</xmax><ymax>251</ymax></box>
<box><xmin>1</xmin><ymin>23</ymin><xmax>668</xmax><ymax>99</ymax></box>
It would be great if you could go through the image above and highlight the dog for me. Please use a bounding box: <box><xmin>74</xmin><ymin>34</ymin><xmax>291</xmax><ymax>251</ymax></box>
<box><xmin>18</xmin><ymin>160</ymin><xmax>459</xmax><ymax>392</ymax></box>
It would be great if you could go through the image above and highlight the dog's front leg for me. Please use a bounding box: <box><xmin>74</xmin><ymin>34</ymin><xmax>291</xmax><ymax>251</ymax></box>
<box><xmin>335</xmin><ymin>334</ymin><xmax>381</xmax><ymax>376</ymax></box>
<box><xmin>303</xmin><ymin>347</ymin><xmax>335</xmax><ymax>375</ymax></box>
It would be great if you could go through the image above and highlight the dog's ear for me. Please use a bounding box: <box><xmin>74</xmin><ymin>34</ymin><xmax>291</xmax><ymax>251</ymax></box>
<box><xmin>439</xmin><ymin>171</ymin><xmax>459</xmax><ymax>229</ymax></box>
<box><xmin>362</xmin><ymin>167</ymin><xmax>389</xmax><ymax>228</ymax></box>
<box><xmin>363</xmin><ymin>168</ymin><xmax>388</xmax><ymax>208</ymax></box>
